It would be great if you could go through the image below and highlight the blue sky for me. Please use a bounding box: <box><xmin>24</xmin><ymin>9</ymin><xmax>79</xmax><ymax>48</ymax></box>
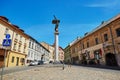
<box><xmin>0</xmin><ymin>0</ymin><xmax>120</xmax><ymax>48</ymax></box>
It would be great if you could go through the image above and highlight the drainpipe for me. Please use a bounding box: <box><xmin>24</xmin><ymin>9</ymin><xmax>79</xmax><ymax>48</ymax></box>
<box><xmin>109</xmin><ymin>26</ymin><xmax>116</xmax><ymax>54</ymax></box>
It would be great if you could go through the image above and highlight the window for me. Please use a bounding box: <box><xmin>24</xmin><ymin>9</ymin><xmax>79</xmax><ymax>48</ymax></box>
<box><xmin>75</xmin><ymin>47</ymin><xmax>77</xmax><ymax>52</ymax></box>
<box><xmin>72</xmin><ymin>48</ymin><xmax>75</xmax><ymax>53</ymax></box>
<box><xmin>104</xmin><ymin>34</ymin><xmax>108</xmax><ymax>41</ymax></box>
<box><xmin>28</xmin><ymin>51</ymin><xmax>30</xmax><ymax>57</ymax></box>
<box><xmin>11</xmin><ymin>56</ymin><xmax>14</xmax><ymax>63</ymax></box>
<box><xmin>95</xmin><ymin>38</ymin><xmax>99</xmax><ymax>45</ymax></box>
<box><xmin>116</xmin><ymin>28</ymin><xmax>120</xmax><ymax>37</ymax></box>
<box><xmin>15</xmin><ymin>33</ymin><xmax>18</xmax><ymax>39</ymax></box>
<box><xmin>87</xmin><ymin>42</ymin><xmax>89</xmax><ymax>48</ymax></box>
<box><xmin>16</xmin><ymin>57</ymin><xmax>19</xmax><ymax>66</ymax></box>
<box><xmin>4</xmin><ymin>28</ymin><xmax>9</xmax><ymax>34</ymax></box>
<box><xmin>20</xmin><ymin>58</ymin><xmax>25</xmax><ymax>63</ymax></box>
<box><xmin>29</xmin><ymin>41</ymin><xmax>31</xmax><ymax>48</ymax></box>
<box><xmin>20</xmin><ymin>36</ymin><xmax>22</xmax><ymax>41</ymax></box>
<box><xmin>13</xmin><ymin>43</ymin><xmax>17</xmax><ymax>50</ymax></box>
<box><xmin>25</xmin><ymin>39</ymin><xmax>26</xmax><ymax>43</ymax></box>
<box><xmin>23</xmin><ymin>46</ymin><xmax>26</xmax><ymax>53</ymax></box>
<box><xmin>18</xmin><ymin>44</ymin><xmax>21</xmax><ymax>52</ymax></box>
<box><xmin>32</xmin><ymin>42</ymin><xmax>34</xmax><ymax>49</ymax></box>
<box><xmin>82</xmin><ymin>43</ymin><xmax>84</xmax><ymax>49</ymax></box>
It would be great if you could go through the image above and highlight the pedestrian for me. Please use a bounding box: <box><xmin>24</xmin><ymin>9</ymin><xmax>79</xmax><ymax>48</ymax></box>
<box><xmin>68</xmin><ymin>60</ymin><xmax>71</xmax><ymax>67</ymax></box>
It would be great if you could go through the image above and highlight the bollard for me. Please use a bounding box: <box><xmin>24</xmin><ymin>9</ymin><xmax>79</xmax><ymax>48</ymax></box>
<box><xmin>62</xmin><ymin>62</ymin><xmax>64</xmax><ymax>70</ymax></box>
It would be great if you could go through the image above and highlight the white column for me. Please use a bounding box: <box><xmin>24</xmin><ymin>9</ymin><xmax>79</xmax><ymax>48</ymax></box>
<box><xmin>55</xmin><ymin>32</ymin><xmax>59</xmax><ymax>62</ymax></box>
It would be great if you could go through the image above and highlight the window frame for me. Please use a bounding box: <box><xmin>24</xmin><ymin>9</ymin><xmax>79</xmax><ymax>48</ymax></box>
<box><xmin>95</xmin><ymin>38</ymin><xmax>99</xmax><ymax>45</ymax></box>
<box><xmin>87</xmin><ymin>42</ymin><xmax>89</xmax><ymax>48</ymax></box>
<box><xmin>116</xmin><ymin>28</ymin><xmax>120</xmax><ymax>37</ymax></box>
<box><xmin>4</xmin><ymin>28</ymin><xmax>9</xmax><ymax>35</ymax></box>
<box><xmin>11</xmin><ymin>56</ymin><xmax>14</xmax><ymax>63</ymax></box>
<box><xmin>104</xmin><ymin>33</ymin><xmax>108</xmax><ymax>41</ymax></box>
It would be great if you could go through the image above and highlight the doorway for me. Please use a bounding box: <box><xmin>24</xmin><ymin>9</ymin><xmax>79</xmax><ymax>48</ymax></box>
<box><xmin>0</xmin><ymin>55</ymin><xmax>4</xmax><ymax>68</ymax></box>
<box><xmin>105</xmin><ymin>53</ymin><xmax>117</xmax><ymax>66</ymax></box>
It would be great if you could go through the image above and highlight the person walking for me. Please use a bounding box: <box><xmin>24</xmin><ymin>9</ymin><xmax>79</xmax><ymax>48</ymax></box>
<box><xmin>68</xmin><ymin>60</ymin><xmax>71</xmax><ymax>67</ymax></box>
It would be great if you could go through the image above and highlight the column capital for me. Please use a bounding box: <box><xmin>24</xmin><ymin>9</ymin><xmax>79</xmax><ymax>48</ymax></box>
<box><xmin>54</xmin><ymin>31</ymin><xmax>59</xmax><ymax>35</ymax></box>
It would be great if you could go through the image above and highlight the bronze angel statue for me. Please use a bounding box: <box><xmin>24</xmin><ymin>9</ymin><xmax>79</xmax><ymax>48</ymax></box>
<box><xmin>52</xmin><ymin>15</ymin><xmax>60</xmax><ymax>32</ymax></box>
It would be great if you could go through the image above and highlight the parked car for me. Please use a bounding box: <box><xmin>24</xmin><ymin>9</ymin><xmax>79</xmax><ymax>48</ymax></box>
<box><xmin>29</xmin><ymin>61</ymin><xmax>38</xmax><ymax>66</ymax></box>
<box><xmin>38</xmin><ymin>60</ymin><xmax>44</xmax><ymax>65</ymax></box>
<box><xmin>49</xmin><ymin>61</ymin><xmax>53</xmax><ymax>64</ymax></box>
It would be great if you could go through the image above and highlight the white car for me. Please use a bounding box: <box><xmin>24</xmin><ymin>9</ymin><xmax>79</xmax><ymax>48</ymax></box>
<box><xmin>29</xmin><ymin>61</ymin><xmax>38</xmax><ymax>66</ymax></box>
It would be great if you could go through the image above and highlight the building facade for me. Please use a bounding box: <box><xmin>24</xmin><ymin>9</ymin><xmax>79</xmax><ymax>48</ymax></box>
<box><xmin>64</xmin><ymin>45</ymin><xmax>71</xmax><ymax>64</ymax></box>
<box><xmin>37</xmin><ymin>42</ymin><xmax>50</xmax><ymax>63</ymax></box>
<box><xmin>40</xmin><ymin>42</ymin><xmax>54</xmax><ymax>62</ymax></box>
<box><xmin>0</xmin><ymin>16</ymin><xmax>51</xmax><ymax>67</ymax></box>
<box><xmin>26</xmin><ymin>37</ymin><xmax>43</xmax><ymax>65</ymax></box>
<box><xmin>41</xmin><ymin>42</ymin><xmax>64</xmax><ymax>63</ymax></box>
<box><xmin>69</xmin><ymin>37</ymin><xmax>81</xmax><ymax>64</ymax></box>
<box><xmin>69</xmin><ymin>14</ymin><xmax>120</xmax><ymax>66</ymax></box>
<box><xmin>58</xmin><ymin>47</ymin><xmax>64</xmax><ymax>62</ymax></box>
<box><xmin>0</xmin><ymin>16</ymin><xmax>29</xmax><ymax>67</ymax></box>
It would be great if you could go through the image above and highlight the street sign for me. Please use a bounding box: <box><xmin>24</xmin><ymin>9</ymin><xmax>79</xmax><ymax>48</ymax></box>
<box><xmin>2</xmin><ymin>34</ymin><xmax>11</xmax><ymax>47</ymax></box>
<box><xmin>2</xmin><ymin>39</ymin><xmax>11</xmax><ymax>46</ymax></box>
<box><xmin>1</xmin><ymin>34</ymin><xmax>11</xmax><ymax>80</ymax></box>
<box><xmin>6</xmin><ymin>34</ymin><xmax>10</xmax><ymax>39</ymax></box>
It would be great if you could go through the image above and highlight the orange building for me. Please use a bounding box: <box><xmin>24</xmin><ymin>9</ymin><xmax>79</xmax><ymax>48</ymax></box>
<box><xmin>70</xmin><ymin>14</ymin><xmax>120</xmax><ymax>66</ymax></box>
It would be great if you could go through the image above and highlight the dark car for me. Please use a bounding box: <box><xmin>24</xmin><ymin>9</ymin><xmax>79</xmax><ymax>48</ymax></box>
<box><xmin>38</xmin><ymin>60</ymin><xmax>44</xmax><ymax>65</ymax></box>
<box><xmin>49</xmin><ymin>61</ymin><xmax>53</xmax><ymax>64</ymax></box>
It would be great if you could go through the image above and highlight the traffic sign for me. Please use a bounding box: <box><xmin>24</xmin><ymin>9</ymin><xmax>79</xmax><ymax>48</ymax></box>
<box><xmin>6</xmin><ymin>34</ymin><xmax>10</xmax><ymax>39</ymax></box>
<box><xmin>2</xmin><ymin>39</ymin><xmax>11</xmax><ymax>46</ymax></box>
<box><xmin>1</xmin><ymin>34</ymin><xmax>11</xmax><ymax>80</ymax></box>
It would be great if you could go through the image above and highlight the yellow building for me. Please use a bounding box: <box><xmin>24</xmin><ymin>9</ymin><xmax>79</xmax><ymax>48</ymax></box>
<box><xmin>64</xmin><ymin>45</ymin><xmax>71</xmax><ymax>63</ymax></box>
<box><xmin>0</xmin><ymin>16</ymin><xmax>29</xmax><ymax>67</ymax></box>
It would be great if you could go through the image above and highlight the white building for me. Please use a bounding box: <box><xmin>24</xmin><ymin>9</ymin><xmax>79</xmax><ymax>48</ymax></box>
<box><xmin>26</xmin><ymin>37</ymin><xmax>50</xmax><ymax>64</ymax></box>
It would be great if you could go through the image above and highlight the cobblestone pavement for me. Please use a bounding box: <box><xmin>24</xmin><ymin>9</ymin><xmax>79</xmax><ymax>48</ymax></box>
<box><xmin>3</xmin><ymin>65</ymin><xmax>120</xmax><ymax>80</ymax></box>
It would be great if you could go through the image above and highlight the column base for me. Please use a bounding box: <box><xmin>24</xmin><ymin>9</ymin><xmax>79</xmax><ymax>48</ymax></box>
<box><xmin>53</xmin><ymin>61</ymin><xmax>63</xmax><ymax>64</ymax></box>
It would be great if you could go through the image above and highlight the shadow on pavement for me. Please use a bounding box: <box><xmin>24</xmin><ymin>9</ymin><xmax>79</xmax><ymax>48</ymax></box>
<box><xmin>73</xmin><ymin>64</ymin><xmax>120</xmax><ymax>71</ymax></box>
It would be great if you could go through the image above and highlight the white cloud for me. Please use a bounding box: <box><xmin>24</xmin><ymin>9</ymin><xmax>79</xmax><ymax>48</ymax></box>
<box><xmin>85</xmin><ymin>0</ymin><xmax>120</xmax><ymax>8</ymax></box>
<box><xmin>86</xmin><ymin>3</ymin><xmax>112</xmax><ymax>8</ymax></box>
